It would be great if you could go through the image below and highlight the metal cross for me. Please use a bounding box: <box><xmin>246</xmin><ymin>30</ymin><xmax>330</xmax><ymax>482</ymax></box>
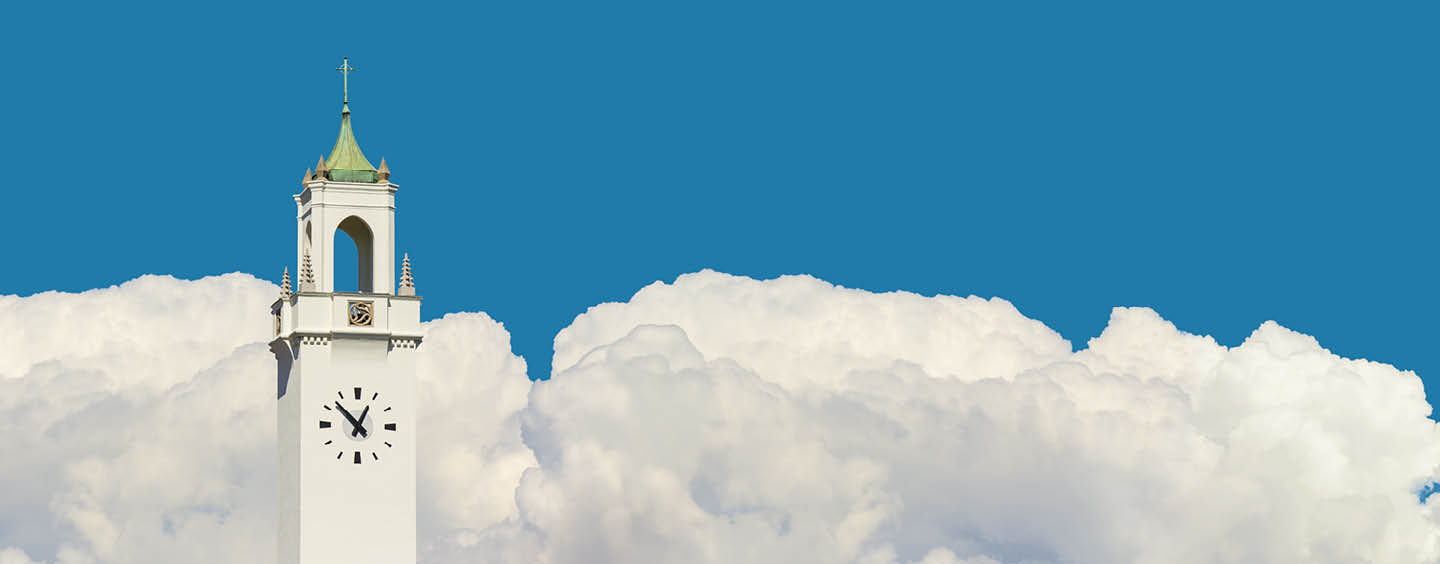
<box><xmin>336</xmin><ymin>57</ymin><xmax>356</xmax><ymax>104</ymax></box>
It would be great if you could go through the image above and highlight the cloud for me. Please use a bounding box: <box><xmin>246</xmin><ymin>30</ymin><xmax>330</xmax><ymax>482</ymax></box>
<box><xmin>4</xmin><ymin>270</ymin><xmax>1439</xmax><ymax>563</ymax></box>
<box><xmin>0</xmin><ymin>548</ymin><xmax>43</xmax><ymax>564</ymax></box>
<box><xmin>415</xmin><ymin>312</ymin><xmax>534</xmax><ymax>539</ymax></box>
<box><xmin>515</xmin><ymin>271</ymin><xmax>1440</xmax><ymax>563</ymax></box>
<box><xmin>0</xmin><ymin>274</ymin><xmax>532</xmax><ymax>564</ymax></box>
<box><xmin>0</xmin><ymin>274</ymin><xmax>278</xmax><ymax>563</ymax></box>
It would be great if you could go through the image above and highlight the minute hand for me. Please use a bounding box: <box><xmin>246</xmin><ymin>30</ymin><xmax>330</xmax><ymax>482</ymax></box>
<box><xmin>335</xmin><ymin>401</ymin><xmax>363</xmax><ymax>429</ymax></box>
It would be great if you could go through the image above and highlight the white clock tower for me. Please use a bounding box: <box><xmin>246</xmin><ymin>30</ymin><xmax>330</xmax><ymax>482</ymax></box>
<box><xmin>270</xmin><ymin>58</ymin><xmax>420</xmax><ymax>564</ymax></box>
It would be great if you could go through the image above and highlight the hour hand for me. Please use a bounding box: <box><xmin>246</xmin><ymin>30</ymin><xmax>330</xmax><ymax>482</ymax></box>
<box><xmin>353</xmin><ymin>406</ymin><xmax>371</xmax><ymax>437</ymax></box>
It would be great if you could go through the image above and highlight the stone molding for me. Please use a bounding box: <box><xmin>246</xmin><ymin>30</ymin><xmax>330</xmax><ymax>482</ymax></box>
<box><xmin>296</xmin><ymin>335</ymin><xmax>331</xmax><ymax>346</ymax></box>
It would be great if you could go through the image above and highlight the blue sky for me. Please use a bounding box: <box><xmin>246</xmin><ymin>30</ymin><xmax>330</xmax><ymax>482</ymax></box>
<box><xmin>2</xmin><ymin>2</ymin><xmax>1436</xmax><ymax>389</ymax></box>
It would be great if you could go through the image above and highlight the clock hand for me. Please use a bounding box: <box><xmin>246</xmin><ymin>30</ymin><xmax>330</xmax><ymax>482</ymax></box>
<box><xmin>334</xmin><ymin>401</ymin><xmax>362</xmax><ymax>428</ymax></box>
<box><xmin>353</xmin><ymin>405</ymin><xmax>371</xmax><ymax>437</ymax></box>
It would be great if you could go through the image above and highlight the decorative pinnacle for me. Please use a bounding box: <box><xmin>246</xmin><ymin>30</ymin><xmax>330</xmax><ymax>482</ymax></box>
<box><xmin>398</xmin><ymin>253</ymin><xmax>415</xmax><ymax>296</ymax></box>
<box><xmin>280</xmin><ymin>267</ymin><xmax>292</xmax><ymax>298</ymax></box>
<box><xmin>377</xmin><ymin>158</ymin><xmax>390</xmax><ymax>182</ymax></box>
<box><xmin>336</xmin><ymin>57</ymin><xmax>355</xmax><ymax>106</ymax></box>
<box><xmin>299</xmin><ymin>251</ymin><xmax>317</xmax><ymax>291</ymax></box>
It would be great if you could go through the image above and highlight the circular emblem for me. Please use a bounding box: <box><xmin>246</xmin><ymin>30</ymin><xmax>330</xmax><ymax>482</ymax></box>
<box><xmin>347</xmin><ymin>301</ymin><xmax>374</xmax><ymax>326</ymax></box>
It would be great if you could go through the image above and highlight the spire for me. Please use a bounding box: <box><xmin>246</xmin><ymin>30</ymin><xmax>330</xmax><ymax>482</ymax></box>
<box><xmin>323</xmin><ymin>57</ymin><xmax>378</xmax><ymax>183</ymax></box>
<box><xmin>280</xmin><ymin>267</ymin><xmax>292</xmax><ymax>298</ymax></box>
<box><xmin>299</xmin><ymin>252</ymin><xmax>317</xmax><ymax>292</ymax></box>
<box><xmin>377</xmin><ymin>158</ymin><xmax>391</xmax><ymax>182</ymax></box>
<box><xmin>398</xmin><ymin>253</ymin><xmax>415</xmax><ymax>296</ymax></box>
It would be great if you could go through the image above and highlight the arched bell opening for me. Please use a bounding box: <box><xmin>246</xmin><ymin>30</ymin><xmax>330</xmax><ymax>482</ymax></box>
<box><xmin>334</xmin><ymin>216</ymin><xmax>374</xmax><ymax>293</ymax></box>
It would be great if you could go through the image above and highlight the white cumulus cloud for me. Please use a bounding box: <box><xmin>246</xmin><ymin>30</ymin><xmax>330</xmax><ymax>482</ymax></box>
<box><xmin>4</xmin><ymin>270</ymin><xmax>1439</xmax><ymax>564</ymax></box>
<box><xmin>0</xmin><ymin>274</ymin><xmax>531</xmax><ymax>564</ymax></box>
<box><xmin>500</xmin><ymin>271</ymin><xmax>1440</xmax><ymax>563</ymax></box>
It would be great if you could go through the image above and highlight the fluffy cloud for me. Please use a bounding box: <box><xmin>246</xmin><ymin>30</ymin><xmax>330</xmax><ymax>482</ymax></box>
<box><xmin>3</xmin><ymin>270</ymin><xmax>1438</xmax><ymax>563</ymax></box>
<box><xmin>0</xmin><ymin>275</ymin><xmax>532</xmax><ymax>564</ymax></box>
<box><xmin>509</xmin><ymin>271</ymin><xmax>1440</xmax><ymax>563</ymax></box>
<box><xmin>0</xmin><ymin>274</ymin><xmax>277</xmax><ymax>563</ymax></box>
<box><xmin>415</xmin><ymin>312</ymin><xmax>534</xmax><ymax>539</ymax></box>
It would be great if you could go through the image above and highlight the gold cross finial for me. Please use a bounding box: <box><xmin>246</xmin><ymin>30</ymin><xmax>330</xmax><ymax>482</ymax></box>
<box><xmin>336</xmin><ymin>57</ymin><xmax>356</xmax><ymax>104</ymax></box>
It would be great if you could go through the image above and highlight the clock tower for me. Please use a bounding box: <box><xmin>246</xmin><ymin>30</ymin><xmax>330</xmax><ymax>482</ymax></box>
<box><xmin>270</xmin><ymin>58</ymin><xmax>420</xmax><ymax>564</ymax></box>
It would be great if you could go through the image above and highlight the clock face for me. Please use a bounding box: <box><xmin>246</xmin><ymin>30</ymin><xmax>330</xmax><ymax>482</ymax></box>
<box><xmin>318</xmin><ymin>386</ymin><xmax>399</xmax><ymax>464</ymax></box>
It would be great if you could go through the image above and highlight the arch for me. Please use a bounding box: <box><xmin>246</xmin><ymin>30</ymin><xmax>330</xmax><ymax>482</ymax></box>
<box><xmin>335</xmin><ymin>216</ymin><xmax>374</xmax><ymax>293</ymax></box>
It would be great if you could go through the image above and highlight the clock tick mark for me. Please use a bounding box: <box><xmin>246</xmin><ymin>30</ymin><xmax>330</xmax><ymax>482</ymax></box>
<box><xmin>354</xmin><ymin>387</ymin><xmax>361</xmax><ymax>400</ymax></box>
<box><xmin>384</xmin><ymin>423</ymin><xmax>397</xmax><ymax>431</ymax></box>
<box><xmin>384</xmin><ymin>407</ymin><xmax>391</xmax><ymax>412</ymax></box>
<box><xmin>337</xmin><ymin>391</ymin><xmax>343</xmax><ymax>399</ymax></box>
<box><xmin>319</xmin><ymin>420</ymin><xmax>331</xmax><ymax>428</ymax></box>
<box><xmin>324</xmin><ymin>440</ymin><xmax>333</xmax><ymax>445</ymax></box>
<box><xmin>372</xmin><ymin>452</ymin><xmax>378</xmax><ymax>460</ymax></box>
<box><xmin>384</xmin><ymin>442</ymin><xmax>392</xmax><ymax>448</ymax></box>
<box><xmin>372</xmin><ymin>392</ymin><xmax>378</xmax><ymax>400</ymax></box>
<box><xmin>353</xmin><ymin>451</ymin><xmax>362</xmax><ymax>464</ymax></box>
<box><xmin>336</xmin><ymin>451</ymin><xmax>343</xmax><ymax>460</ymax></box>
<box><xmin>323</xmin><ymin>405</ymin><xmax>331</xmax><ymax>410</ymax></box>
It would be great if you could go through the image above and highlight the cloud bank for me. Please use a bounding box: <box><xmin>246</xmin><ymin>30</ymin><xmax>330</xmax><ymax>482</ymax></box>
<box><xmin>2</xmin><ymin>271</ymin><xmax>1437</xmax><ymax>563</ymax></box>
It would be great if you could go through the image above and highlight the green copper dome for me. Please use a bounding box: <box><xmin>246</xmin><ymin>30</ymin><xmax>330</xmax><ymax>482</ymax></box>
<box><xmin>324</xmin><ymin>103</ymin><xmax>379</xmax><ymax>183</ymax></box>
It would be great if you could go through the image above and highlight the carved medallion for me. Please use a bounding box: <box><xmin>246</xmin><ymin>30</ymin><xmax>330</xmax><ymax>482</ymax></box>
<box><xmin>347</xmin><ymin>301</ymin><xmax>374</xmax><ymax>327</ymax></box>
